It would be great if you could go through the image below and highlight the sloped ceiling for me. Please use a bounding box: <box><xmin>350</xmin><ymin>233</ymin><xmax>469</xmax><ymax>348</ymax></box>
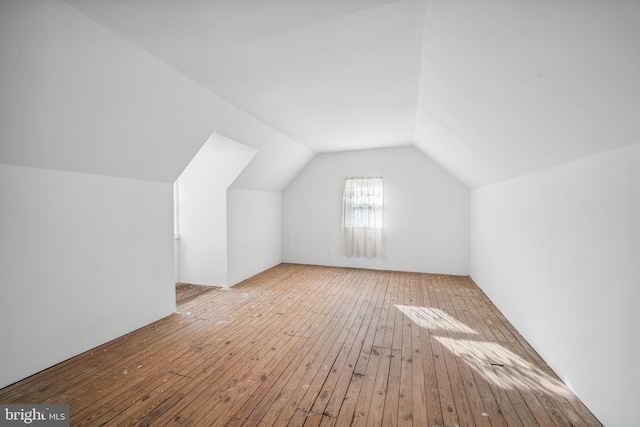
<box><xmin>63</xmin><ymin>0</ymin><xmax>426</xmax><ymax>154</ymax></box>
<box><xmin>30</xmin><ymin>1</ymin><xmax>640</xmax><ymax>187</ymax></box>
<box><xmin>0</xmin><ymin>0</ymin><xmax>219</xmax><ymax>183</ymax></box>
<box><xmin>0</xmin><ymin>0</ymin><xmax>314</xmax><ymax>189</ymax></box>
<box><xmin>416</xmin><ymin>0</ymin><xmax>640</xmax><ymax>187</ymax></box>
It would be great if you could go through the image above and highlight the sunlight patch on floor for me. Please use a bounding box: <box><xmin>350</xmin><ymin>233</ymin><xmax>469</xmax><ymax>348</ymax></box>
<box><xmin>396</xmin><ymin>305</ymin><xmax>478</xmax><ymax>335</ymax></box>
<box><xmin>434</xmin><ymin>336</ymin><xmax>573</xmax><ymax>398</ymax></box>
<box><xmin>398</xmin><ymin>304</ymin><xmax>573</xmax><ymax>398</ymax></box>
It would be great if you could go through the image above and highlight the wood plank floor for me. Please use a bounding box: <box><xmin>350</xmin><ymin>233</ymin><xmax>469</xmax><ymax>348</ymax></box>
<box><xmin>0</xmin><ymin>264</ymin><xmax>602</xmax><ymax>426</ymax></box>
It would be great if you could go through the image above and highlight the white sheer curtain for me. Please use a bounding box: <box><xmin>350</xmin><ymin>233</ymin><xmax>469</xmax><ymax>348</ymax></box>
<box><xmin>342</xmin><ymin>177</ymin><xmax>384</xmax><ymax>257</ymax></box>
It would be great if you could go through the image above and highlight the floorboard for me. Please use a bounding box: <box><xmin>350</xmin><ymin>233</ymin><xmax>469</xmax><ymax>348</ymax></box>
<box><xmin>0</xmin><ymin>264</ymin><xmax>602</xmax><ymax>426</ymax></box>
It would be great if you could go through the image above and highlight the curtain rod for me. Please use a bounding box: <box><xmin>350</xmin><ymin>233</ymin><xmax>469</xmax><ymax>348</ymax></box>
<box><xmin>344</xmin><ymin>176</ymin><xmax>383</xmax><ymax>180</ymax></box>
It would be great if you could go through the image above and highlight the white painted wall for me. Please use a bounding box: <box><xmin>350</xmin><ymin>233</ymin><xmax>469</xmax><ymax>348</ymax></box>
<box><xmin>283</xmin><ymin>146</ymin><xmax>470</xmax><ymax>275</ymax></box>
<box><xmin>176</xmin><ymin>135</ymin><xmax>256</xmax><ymax>287</ymax></box>
<box><xmin>470</xmin><ymin>143</ymin><xmax>640</xmax><ymax>427</ymax></box>
<box><xmin>0</xmin><ymin>164</ymin><xmax>175</xmax><ymax>388</ymax></box>
<box><xmin>0</xmin><ymin>0</ymin><xmax>309</xmax><ymax>389</ymax></box>
<box><xmin>227</xmin><ymin>190</ymin><xmax>282</xmax><ymax>286</ymax></box>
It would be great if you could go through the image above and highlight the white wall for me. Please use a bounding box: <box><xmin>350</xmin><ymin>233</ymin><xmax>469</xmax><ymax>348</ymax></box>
<box><xmin>227</xmin><ymin>190</ymin><xmax>282</xmax><ymax>286</ymax></box>
<box><xmin>470</xmin><ymin>143</ymin><xmax>640</xmax><ymax>427</ymax></box>
<box><xmin>176</xmin><ymin>135</ymin><xmax>256</xmax><ymax>287</ymax></box>
<box><xmin>283</xmin><ymin>146</ymin><xmax>469</xmax><ymax>275</ymax></box>
<box><xmin>0</xmin><ymin>164</ymin><xmax>175</xmax><ymax>388</ymax></box>
<box><xmin>0</xmin><ymin>0</ymin><xmax>202</xmax><ymax>389</ymax></box>
<box><xmin>0</xmin><ymin>0</ymin><xmax>310</xmax><ymax>389</ymax></box>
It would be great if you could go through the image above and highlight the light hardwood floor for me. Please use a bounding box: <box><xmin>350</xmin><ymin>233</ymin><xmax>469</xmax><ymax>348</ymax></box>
<box><xmin>0</xmin><ymin>264</ymin><xmax>602</xmax><ymax>426</ymax></box>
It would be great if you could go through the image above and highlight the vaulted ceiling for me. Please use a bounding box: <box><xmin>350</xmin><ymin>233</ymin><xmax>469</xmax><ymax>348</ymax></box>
<box><xmin>10</xmin><ymin>0</ymin><xmax>640</xmax><ymax>188</ymax></box>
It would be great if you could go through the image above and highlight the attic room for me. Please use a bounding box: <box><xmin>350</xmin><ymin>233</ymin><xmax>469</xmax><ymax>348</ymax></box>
<box><xmin>0</xmin><ymin>0</ymin><xmax>638</xmax><ymax>426</ymax></box>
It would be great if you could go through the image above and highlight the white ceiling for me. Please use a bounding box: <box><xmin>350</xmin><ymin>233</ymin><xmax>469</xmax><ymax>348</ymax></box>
<box><xmin>63</xmin><ymin>0</ymin><xmax>640</xmax><ymax>188</ymax></box>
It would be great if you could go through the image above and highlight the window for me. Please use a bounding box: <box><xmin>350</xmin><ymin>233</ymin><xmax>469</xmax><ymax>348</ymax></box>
<box><xmin>342</xmin><ymin>177</ymin><xmax>383</xmax><ymax>257</ymax></box>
